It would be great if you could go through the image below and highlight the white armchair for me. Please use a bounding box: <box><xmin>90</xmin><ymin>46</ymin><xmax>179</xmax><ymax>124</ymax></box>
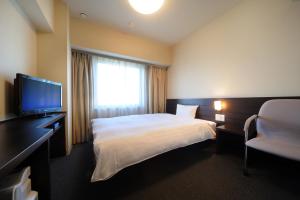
<box><xmin>243</xmin><ymin>99</ymin><xmax>300</xmax><ymax>175</ymax></box>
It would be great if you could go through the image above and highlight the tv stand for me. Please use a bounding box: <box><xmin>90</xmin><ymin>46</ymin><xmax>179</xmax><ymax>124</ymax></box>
<box><xmin>0</xmin><ymin>112</ymin><xmax>67</xmax><ymax>200</ymax></box>
<box><xmin>39</xmin><ymin>113</ymin><xmax>53</xmax><ymax>118</ymax></box>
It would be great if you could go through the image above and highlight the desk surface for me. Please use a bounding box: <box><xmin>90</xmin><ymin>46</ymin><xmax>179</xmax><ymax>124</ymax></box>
<box><xmin>0</xmin><ymin>113</ymin><xmax>65</xmax><ymax>178</ymax></box>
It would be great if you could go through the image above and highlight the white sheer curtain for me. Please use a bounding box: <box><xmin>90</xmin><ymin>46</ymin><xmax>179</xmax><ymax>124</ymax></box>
<box><xmin>92</xmin><ymin>55</ymin><xmax>147</xmax><ymax>118</ymax></box>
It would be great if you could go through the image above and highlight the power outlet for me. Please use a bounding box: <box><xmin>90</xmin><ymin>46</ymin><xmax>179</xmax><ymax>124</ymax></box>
<box><xmin>215</xmin><ymin>114</ymin><xmax>225</xmax><ymax>122</ymax></box>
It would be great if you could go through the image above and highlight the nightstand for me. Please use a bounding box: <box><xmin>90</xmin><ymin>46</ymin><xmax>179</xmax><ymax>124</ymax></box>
<box><xmin>216</xmin><ymin>124</ymin><xmax>245</xmax><ymax>154</ymax></box>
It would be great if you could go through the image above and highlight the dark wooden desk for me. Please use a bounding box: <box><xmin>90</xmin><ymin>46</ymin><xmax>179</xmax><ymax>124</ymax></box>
<box><xmin>0</xmin><ymin>113</ymin><xmax>66</xmax><ymax>200</ymax></box>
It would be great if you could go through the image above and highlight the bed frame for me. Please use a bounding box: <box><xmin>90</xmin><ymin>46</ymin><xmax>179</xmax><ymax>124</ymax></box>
<box><xmin>166</xmin><ymin>96</ymin><xmax>300</xmax><ymax>128</ymax></box>
<box><xmin>92</xmin><ymin>96</ymin><xmax>300</xmax><ymax>183</ymax></box>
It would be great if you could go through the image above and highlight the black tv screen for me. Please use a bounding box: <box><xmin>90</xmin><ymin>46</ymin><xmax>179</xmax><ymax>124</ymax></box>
<box><xmin>15</xmin><ymin>73</ymin><xmax>62</xmax><ymax>115</ymax></box>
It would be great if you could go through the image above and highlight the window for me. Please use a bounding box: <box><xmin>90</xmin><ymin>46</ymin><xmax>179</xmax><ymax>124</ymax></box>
<box><xmin>92</xmin><ymin>56</ymin><xmax>147</xmax><ymax>117</ymax></box>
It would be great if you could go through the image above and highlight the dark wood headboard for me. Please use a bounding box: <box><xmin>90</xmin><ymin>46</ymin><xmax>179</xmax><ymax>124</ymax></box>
<box><xmin>166</xmin><ymin>97</ymin><xmax>300</xmax><ymax>128</ymax></box>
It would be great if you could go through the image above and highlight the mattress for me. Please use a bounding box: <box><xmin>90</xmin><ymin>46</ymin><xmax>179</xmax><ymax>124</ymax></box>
<box><xmin>91</xmin><ymin>113</ymin><xmax>216</xmax><ymax>182</ymax></box>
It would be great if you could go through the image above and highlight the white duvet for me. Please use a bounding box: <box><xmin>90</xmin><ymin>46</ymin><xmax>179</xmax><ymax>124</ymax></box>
<box><xmin>91</xmin><ymin>113</ymin><xmax>216</xmax><ymax>182</ymax></box>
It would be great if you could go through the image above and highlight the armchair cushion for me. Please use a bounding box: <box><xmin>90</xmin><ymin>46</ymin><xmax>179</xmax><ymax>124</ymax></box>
<box><xmin>246</xmin><ymin>136</ymin><xmax>300</xmax><ymax>161</ymax></box>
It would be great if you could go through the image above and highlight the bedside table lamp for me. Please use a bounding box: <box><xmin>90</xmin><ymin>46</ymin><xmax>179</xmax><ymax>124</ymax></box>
<box><xmin>214</xmin><ymin>100</ymin><xmax>222</xmax><ymax>111</ymax></box>
<box><xmin>214</xmin><ymin>100</ymin><xmax>225</xmax><ymax>122</ymax></box>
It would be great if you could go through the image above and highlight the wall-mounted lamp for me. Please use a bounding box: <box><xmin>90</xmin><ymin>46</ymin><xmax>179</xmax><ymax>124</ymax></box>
<box><xmin>214</xmin><ymin>100</ymin><xmax>222</xmax><ymax>111</ymax></box>
<box><xmin>214</xmin><ymin>100</ymin><xmax>225</xmax><ymax>122</ymax></box>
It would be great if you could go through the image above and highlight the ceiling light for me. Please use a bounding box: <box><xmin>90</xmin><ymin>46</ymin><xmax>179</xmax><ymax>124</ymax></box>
<box><xmin>128</xmin><ymin>0</ymin><xmax>164</xmax><ymax>15</ymax></box>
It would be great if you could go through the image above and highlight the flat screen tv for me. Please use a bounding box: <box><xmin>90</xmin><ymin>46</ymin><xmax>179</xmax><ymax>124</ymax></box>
<box><xmin>15</xmin><ymin>73</ymin><xmax>62</xmax><ymax>116</ymax></box>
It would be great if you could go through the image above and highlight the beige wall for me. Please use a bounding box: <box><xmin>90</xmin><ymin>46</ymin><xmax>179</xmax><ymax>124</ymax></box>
<box><xmin>70</xmin><ymin>18</ymin><xmax>172</xmax><ymax>66</ymax></box>
<box><xmin>0</xmin><ymin>0</ymin><xmax>37</xmax><ymax>120</ymax></box>
<box><xmin>168</xmin><ymin>0</ymin><xmax>300</xmax><ymax>99</ymax></box>
<box><xmin>16</xmin><ymin>0</ymin><xmax>54</xmax><ymax>32</ymax></box>
<box><xmin>66</xmin><ymin>5</ymin><xmax>72</xmax><ymax>154</ymax></box>
<box><xmin>37</xmin><ymin>0</ymin><xmax>72</xmax><ymax>153</ymax></box>
<box><xmin>37</xmin><ymin>0</ymin><xmax>54</xmax><ymax>30</ymax></box>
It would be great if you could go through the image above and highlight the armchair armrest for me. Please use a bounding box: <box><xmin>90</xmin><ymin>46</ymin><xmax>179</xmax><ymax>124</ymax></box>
<box><xmin>244</xmin><ymin>114</ymin><xmax>257</xmax><ymax>142</ymax></box>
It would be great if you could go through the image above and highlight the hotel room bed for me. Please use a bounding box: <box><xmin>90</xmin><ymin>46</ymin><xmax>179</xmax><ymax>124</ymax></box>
<box><xmin>91</xmin><ymin>113</ymin><xmax>216</xmax><ymax>182</ymax></box>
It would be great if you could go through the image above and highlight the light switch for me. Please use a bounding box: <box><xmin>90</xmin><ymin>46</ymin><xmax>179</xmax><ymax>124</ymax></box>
<box><xmin>215</xmin><ymin>114</ymin><xmax>225</xmax><ymax>122</ymax></box>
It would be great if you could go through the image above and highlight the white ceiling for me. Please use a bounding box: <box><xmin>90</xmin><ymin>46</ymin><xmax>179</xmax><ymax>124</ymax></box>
<box><xmin>65</xmin><ymin>0</ymin><xmax>240</xmax><ymax>45</ymax></box>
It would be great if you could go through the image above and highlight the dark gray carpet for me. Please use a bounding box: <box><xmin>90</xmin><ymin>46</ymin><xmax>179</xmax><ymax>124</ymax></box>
<box><xmin>50</xmin><ymin>142</ymin><xmax>300</xmax><ymax>200</ymax></box>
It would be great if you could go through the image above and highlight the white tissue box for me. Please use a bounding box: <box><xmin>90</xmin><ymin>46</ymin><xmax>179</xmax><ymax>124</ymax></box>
<box><xmin>0</xmin><ymin>167</ymin><xmax>38</xmax><ymax>200</ymax></box>
<box><xmin>15</xmin><ymin>179</ymin><xmax>31</xmax><ymax>200</ymax></box>
<box><xmin>26</xmin><ymin>191</ymin><xmax>38</xmax><ymax>200</ymax></box>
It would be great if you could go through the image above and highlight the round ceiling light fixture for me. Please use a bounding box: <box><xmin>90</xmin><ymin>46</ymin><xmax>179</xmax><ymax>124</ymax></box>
<box><xmin>128</xmin><ymin>0</ymin><xmax>165</xmax><ymax>15</ymax></box>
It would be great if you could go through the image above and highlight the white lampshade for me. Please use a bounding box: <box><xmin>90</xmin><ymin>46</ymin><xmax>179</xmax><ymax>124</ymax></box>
<box><xmin>214</xmin><ymin>101</ymin><xmax>222</xmax><ymax>111</ymax></box>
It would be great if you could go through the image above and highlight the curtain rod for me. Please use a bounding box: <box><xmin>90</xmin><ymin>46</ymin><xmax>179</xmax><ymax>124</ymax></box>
<box><xmin>71</xmin><ymin>46</ymin><xmax>169</xmax><ymax>68</ymax></box>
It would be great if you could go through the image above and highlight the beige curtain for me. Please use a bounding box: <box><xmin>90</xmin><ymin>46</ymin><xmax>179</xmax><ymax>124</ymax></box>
<box><xmin>148</xmin><ymin>65</ymin><xmax>168</xmax><ymax>113</ymax></box>
<box><xmin>72</xmin><ymin>51</ymin><xmax>93</xmax><ymax>144</ymax></box>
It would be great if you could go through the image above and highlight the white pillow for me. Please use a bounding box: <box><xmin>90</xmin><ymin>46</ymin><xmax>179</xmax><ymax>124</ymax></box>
<box><xmin>176</xmin><ymin>104</ymin><xmax>198</xmax><ymax>118</ymax></box>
